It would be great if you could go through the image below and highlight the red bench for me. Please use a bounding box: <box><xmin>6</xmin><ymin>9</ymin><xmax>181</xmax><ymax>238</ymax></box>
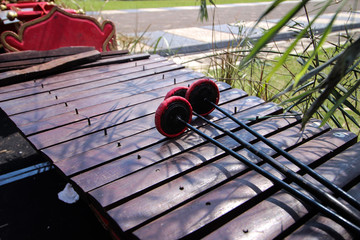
<box><xmin>1</xmin><ymin>6</ymin><xmax>117</xmax><ymax>52</ymax></box>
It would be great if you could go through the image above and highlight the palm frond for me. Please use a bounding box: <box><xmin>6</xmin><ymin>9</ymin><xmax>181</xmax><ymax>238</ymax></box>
<box><xmin>238</xmin><ymin>0</ymin><xmax>311</xmax><ymax>69</ymax></box>
<box><xmin>302</xmin><ymin>37</ymin><xmax>360</xmax><ymax>127</ymax></box>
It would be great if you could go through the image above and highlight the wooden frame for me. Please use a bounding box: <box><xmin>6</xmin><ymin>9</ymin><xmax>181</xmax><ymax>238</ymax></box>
<box><xmin>0</xmin><ymin>6</ymin><xmax>117</xmax><ymax>52</ymax></box>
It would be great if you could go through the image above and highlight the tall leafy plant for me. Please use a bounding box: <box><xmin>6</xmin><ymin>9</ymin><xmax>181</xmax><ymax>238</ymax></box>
<box><xmin>200</xmin><ymin>0</ymin><xmax>360</xmax><ymax>134</ymax></box>
<box><xmin>198</xmin><ymin>0</ymin><xmax>216</xmax><ymax>21</ymax></box>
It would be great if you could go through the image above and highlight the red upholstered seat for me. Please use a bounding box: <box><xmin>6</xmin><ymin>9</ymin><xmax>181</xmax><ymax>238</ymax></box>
<box><xmin>0</xmin><ymin>6</ymin><xmax>117</xmax><ymax>52</ymax></box>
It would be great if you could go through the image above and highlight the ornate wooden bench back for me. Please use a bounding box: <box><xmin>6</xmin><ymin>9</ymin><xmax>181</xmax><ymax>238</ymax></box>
<box><xmin>1</xmin><ymin>7</ymin><xmax>117</xmax><ymax>52</ymax></box>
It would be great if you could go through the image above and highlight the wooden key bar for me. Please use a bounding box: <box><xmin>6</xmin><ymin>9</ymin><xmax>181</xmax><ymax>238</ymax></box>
<box><xmin>0</xmin><ymin>49</ymin><xmax>359</xmax><ymax>240</ymax></box>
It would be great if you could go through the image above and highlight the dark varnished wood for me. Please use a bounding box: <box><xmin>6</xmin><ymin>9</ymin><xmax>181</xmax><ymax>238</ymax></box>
<box><xmin>106</xmin><ymin>120</ymin><xmax>331</xmax><ymax>232</ymax></box>
<box><xmin>27</xmin><ymin>82</ymin><xmax>234</xmax><ymax>149</ymax></box>
<box><xmin>46</xmin><ymin>90</ymin><xmax>257</xmax><ymax>176</ymax></box>
<box><xmin>132</xmin><ymin>129</ymin><xmax>357</xmax><ymax>239</ymax></box>
<box><xmin>285</xmin><ymin>182</ymin><xmax>360</xmax><ymax>240</ymax></box>
<box><xmin>88</xmin><ymin>116</ymin><xmax>302</xmax><ymax>208</ymax></box>
<box><xmin>11</xmin><ymin>70</ymin><xmax>204</xmax><ymax>130</ymax></box>
<box><xmin>0</xmin><ymin>54</ymin><xmax>158</xmax><ymax>103</ymax></box>
<box><xmin>1</xmin><ymin>50</ymin><xmax>359</xmax><ymax>240</ymax></box>
<box><xmin>0</xmin><ymin>53</ymin><xmax>151</xmax><ymax>95</ymax></box>
<box><xmin>0</xmin><ymin>46</ymin><xmax>98</xmax><ymax>72</ymax></box>
<box><xmin>36</xmin><ymin>83</ymin><xmax>236</xmax><ymax>161</ymax></box>
<box><xmin>0</xmin><ymin>47</ymin><xmax>96</xmax><ymax>62</ymax></box>
<box><xmin>0</xmin><ymin>50</ymin><xmax>101</xmax><ymax>86</ymax></box>
<box><xmin>0</xmin><ymin>56</ymin><xmax>175</xmax><ymax>104</ymax></box>
<box><xmin>73</xmin><ymin>102</ymin><xmax>283</xmax><ymax>193</ymax></box>
<box><xmin>202</xmin><ymin>137</ymin><xmax>360</xmax><ymax>240</ymax></box>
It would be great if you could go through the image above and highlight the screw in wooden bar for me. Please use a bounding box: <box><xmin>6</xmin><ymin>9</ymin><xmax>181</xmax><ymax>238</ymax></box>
<box><xmin>48</xmin><ymin>91</ymin><xmax>51</xmax><ymax>94</ymax></box>
<box><xmin>143</xmin><ymin>65</ymin><xmax>145</xmax><ymax>71</ymax></box>
<box><xmin>137</xmin><ymin>154</ymin><xmax>141</xmax><ymax>159</ymax></box>
<box><xmin>75</xmin><ymin>108</ymin><xmax>79</xmax><ymax>114</ymax></box>
<box><xmin>162</xmin><ymin>74</ymin><xmax>165</xmax><ymax>79</ymax></box>
<box><xmin>87</xmin><ymin>118</ymin><xmax>91</xmax><ymax>126</ymax></box>
<box><xmin>55</xmin><ymin>95</ymin><xmax>58</xmax><ymax>100</ymax></box>
<box><xmin>117</xmin><ymin>142</ymin><xmax>121</xmax><ymax>147</ymax></box>
<box><xmin>104</xmin><ymin>128</ymin><xmax>107</xmax><ymax>136</ymax></box>
<box><xmin>41</xmin><ymin>83</ymin><xmax>44</xmax><ymax>88</ymax></box>
<box><xmin>174</xmin><ymin>78</ymin><xmax>176</xmax><ymax>85</ymax></box>
<box><xmin>234</xmin><ymin>107</ymin><xmax>237</xmax><ymax>114</ymax></box>
<box><xmin>64</xmin><ymin>102</ymin><xmax>68</xmax><ymax>107</ymax></box>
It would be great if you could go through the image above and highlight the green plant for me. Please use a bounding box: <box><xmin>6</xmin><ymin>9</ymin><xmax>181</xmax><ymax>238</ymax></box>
<box><xmin>199</xmin><ymin>0</ymin><xmax>360</xmax><ymax>136</ymax></box>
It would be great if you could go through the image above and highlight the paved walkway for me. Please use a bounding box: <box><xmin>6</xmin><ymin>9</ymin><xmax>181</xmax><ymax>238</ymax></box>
<box><xmin>91</xmin><ymin>0</ymin><xmax>360</xmax><ymax>55</ymax></box>
<box><xmin>143</xmin><ymin>11</ymin><xmax>360</xmax><ymax>55</ymax></box>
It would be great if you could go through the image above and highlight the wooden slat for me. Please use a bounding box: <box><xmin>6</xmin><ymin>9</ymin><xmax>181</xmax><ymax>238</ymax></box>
<box><xmin>106</xmin><ymin>120</ymin><xmax>331</xmax><ymax>233</ymax></box>
<box><xmin>0</xmin><ymin>48</ymin><xmax>128</xmax><ymax>73</ymax></box>
<box><xmin>31</xmin><ymin>83</ymin><xmax>235</xmax><ymax>160</ymax></box>
<box><xmin>1</xmin><ymin>50</ymin><xmax>359</xmax><ymax>240</ymax></box>
<box><xmin>0</xmin><ymin>50</ymin><xmax>101</xmax><ymax>86</ymax></box>
<box><xmin>78</xmin><ymin>51</ymin><xmax>148</xmax><ymax>69</ymax></box>
<box><xmin>100</xmin><ymin>49</ymin><xmax>129</xmax><ymax>58</ymax></box>
<box><xmin>44</xmin><ymin>89</ymin><xmax>257</xmax><ymax>176</ymax></box>
<box><xmin>5</xmin><ymin>72</ymin><xmax>189</xmax><ymax>134</ymax></box>
<box><xmin>9</xmin><ymin>69</ymin><xmax>203</xmax><ymax>128</ymax></box>
<box><xmin>27</xmin><ymin>82</ymin><xmax>234</xmax><ymax>149</ymax></box>
<box><xmin>16</xmin><ymin>71</ymin><xmax>205</xmax><ymax>135</ymax></box>
<box><xmin>0</xmin><ymin>55</ymin><xmax>171</xmax><ymax>103</ymax></box>
<box><xmin>201</xmin><ymin>139</ymin><xmax>360</xmax><ymax>240</ymax></box>
<box><xmin>0</xmin><ymin>53</ymin><xmax>153</xmax><ymax>97</ymax></box>
<box><xmin>0</xmin><ymin>46</ymin><xmax>97</xmax><ymax>70</ymax></box>
<box><xmin>88</xmin><ymin>116</ymin><xmax>301</xmax><ymax>208</ymax></box>
<box><xmin>131</xmin><ymin>129</ymin><xmax>357</xmax><ymax>239</ymax></box>
<box><xmin>0</xmin><ymin>47</ymin><xmax>96</xmax><ymax>62</ymax></box>
<box><xmin>284</xmin><ymin>184</ymin><xmax>359</xmax><ymax>239</ymax></box>
<box><xmin>283</xmin><ymin>142</ymin><xmax>360</xmax><ymax>240</ymax></box>
<box><xmin>2</xmin><ymin>66</ymin><xmax>184</xmax><ymax>116</ymax></box>
<box><xmin>73</xmin><ymin>101</ymin><xmax>284</xmax><ymax>193</ymax></box>
<box><xmin>40</xmin><ymin>87</ymin><xmax>245</xmax><ymax>160</ymax></box>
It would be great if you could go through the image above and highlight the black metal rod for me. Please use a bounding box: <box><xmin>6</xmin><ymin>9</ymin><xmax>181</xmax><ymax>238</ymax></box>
<box><xmin>193</xmin><ymin>112</ymin><xmax>360</xmax><ymax>225</ymax></box>
<box><xmin>177</xmin><ymin>117</ymin><xmax>360</xmax><ymax>234</ymax></box>
<box><xmin>208</xmin><ymin>100</ymin><xmax>360</xmax><ymax>211</ymax></box>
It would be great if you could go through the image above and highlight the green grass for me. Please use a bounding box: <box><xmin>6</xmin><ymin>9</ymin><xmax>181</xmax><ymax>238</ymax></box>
<box><xmin>205</xmin><ymin>42</ymin><xmax>360</xmax><ymax>135</ymax></box>
<box><xmin>58</xmin><ymin>0</ymin><xmax>271</xmax><ymax>12</ymax></box>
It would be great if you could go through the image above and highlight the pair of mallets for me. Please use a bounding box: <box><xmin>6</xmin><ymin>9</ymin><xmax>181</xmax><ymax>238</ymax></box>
<box><xmin>155</xmin><ymin>79</ymin><xmax>360</xmax><ymax>234</ymax></box>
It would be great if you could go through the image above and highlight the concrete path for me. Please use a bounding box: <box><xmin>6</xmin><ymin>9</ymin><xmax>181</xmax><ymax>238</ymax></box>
<box><xmin>89</xmin><ymin>0</ymin><xmax>360</xmax><ymax>55</ymax></box>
